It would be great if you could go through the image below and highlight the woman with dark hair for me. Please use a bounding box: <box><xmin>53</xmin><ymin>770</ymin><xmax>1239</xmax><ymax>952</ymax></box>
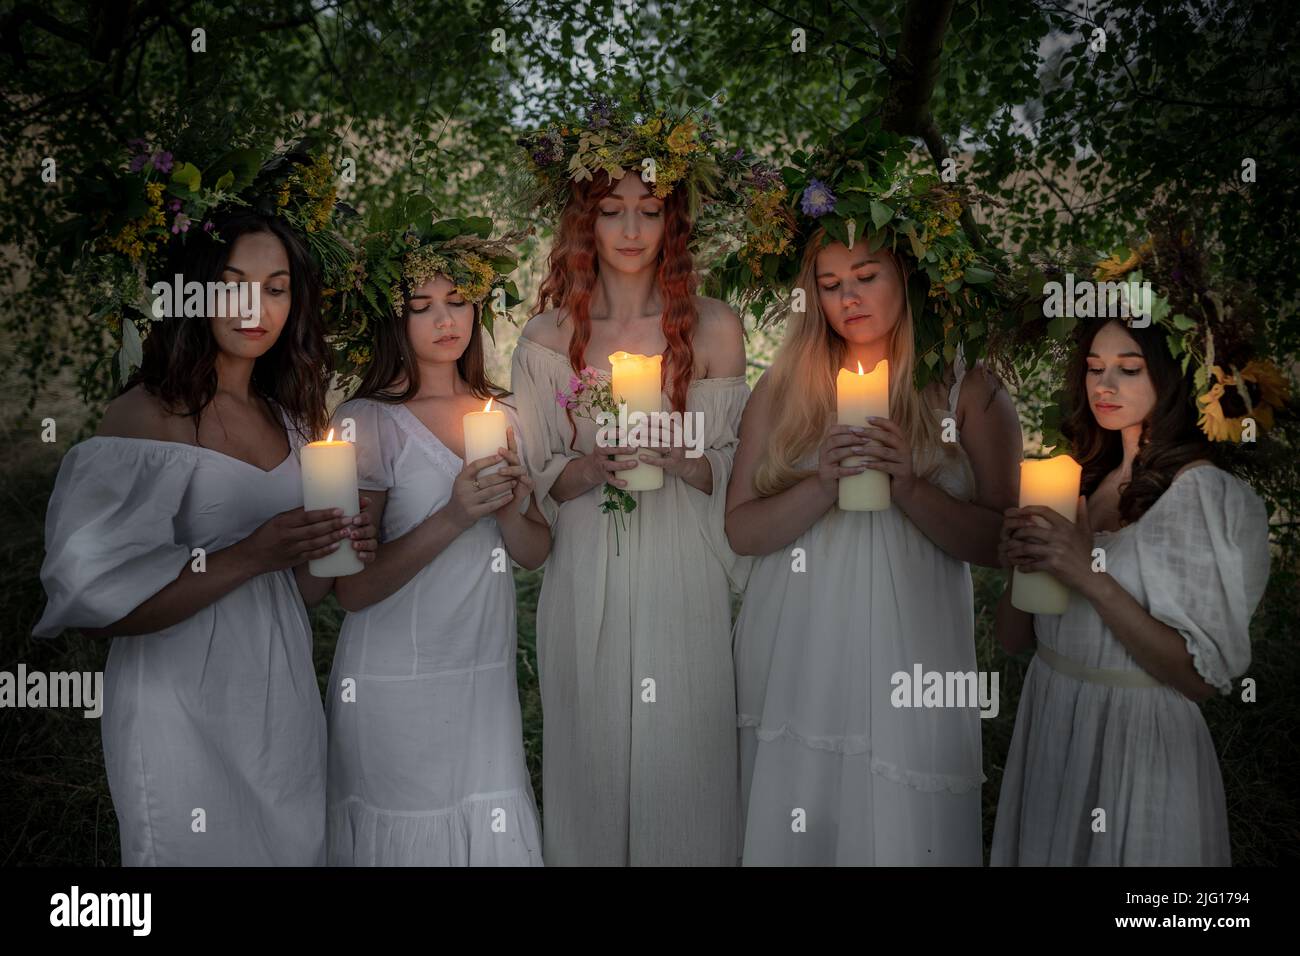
<box><xmin>34</xmin><ymin>200</ymin><xmax>379</xmax><ymax>865</ymax></box>
<box><xmin>325</xmin><ymin>222</ymin><xmax>548</xmax><ymax>866</ymax></box>
<box><xmin>991</xmin><ymin>317</ymin><xmax>1271</xmax><ymax>865</ymax></box>
<box><xmin>510</xmin><ymin>102</ymin><xmax>750</xmax><ymax>865</ymax></box>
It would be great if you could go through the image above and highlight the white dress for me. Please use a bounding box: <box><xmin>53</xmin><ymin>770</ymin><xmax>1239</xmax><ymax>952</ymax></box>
<box><xmin>33</xmin><ymin>407</ymin><xmax>327</xmax><ymax>866</ymax></box>
<box><xmin>734</xmin><ymin>367</ymin><xmax>985</xmax><ymax>865</ymax></box>
<box><xmin>991</xmin><ymin>465</ymin><xmax>1269</xmax><ymax>866</ymax></box>
<box><xmin>509</xmin><ymin>335</ymin><xmax>752</xmax><ymax>865</ymax></box>
<box><xmin>325</xmin><ymin>397</ymin><xmax>543</xmax><ymax>866</ymax></box>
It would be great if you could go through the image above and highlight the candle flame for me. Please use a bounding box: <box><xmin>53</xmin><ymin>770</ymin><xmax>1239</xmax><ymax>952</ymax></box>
<box><xmin>857</xmin><ymin>361</ymin><xmax>864</xmax><ymax>374</ymax></box>
<box><xmin>485</xmin><ymin>398</ymin><xmax>494</xmax><ymax>412</ymax></box>
<box><xmin>326</xmin><ymin>428</ymin><xmax>335</xmax><ymax>442</ymax></box>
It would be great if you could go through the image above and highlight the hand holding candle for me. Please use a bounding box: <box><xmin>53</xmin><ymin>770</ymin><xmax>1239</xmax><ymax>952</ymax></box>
<box><xmin>836</xmin><ymin>358</ymin><xmax>890</xmax><ymax>511</ymax></box>
<box><xmin>609</xmin><ymin>350</ymin><xmax>664</xmax><ymax>492</ymax></box>
<box><xmin>301</xmin><ymin>429</ymin><xmax>364</xmax><ymax>578</ymax></box>
<box><xmin>1010</xmin><ymin>455</ymin><xmax>1083</xmax><ymax>614</ymax></box>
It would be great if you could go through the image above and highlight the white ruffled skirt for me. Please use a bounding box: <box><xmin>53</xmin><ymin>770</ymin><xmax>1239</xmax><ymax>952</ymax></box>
<box><xmin>734</xmin><ymin>504</ymin><xmax>984</xmax><ymax>865</ymax></box>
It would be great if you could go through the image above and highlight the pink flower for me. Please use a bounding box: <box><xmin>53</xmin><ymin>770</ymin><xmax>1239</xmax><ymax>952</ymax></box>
<box><xmin>152</xmin><ymin>151</ymin><xmax>174</xmax><ymax>174</ymax></box>
<box><xmin>568</xmin><ymin>374</ymin><xmax>583</xmax><ymax>394</ymax></box>
<box><xmin>554</xmin><ymin>389</ymin><xmax>569</xmax><ymax>408</ymax></box>
<box><xmin>171</xmin><ymin>213</ymin><xmax>191</xmax><ymax>234</ymax></box>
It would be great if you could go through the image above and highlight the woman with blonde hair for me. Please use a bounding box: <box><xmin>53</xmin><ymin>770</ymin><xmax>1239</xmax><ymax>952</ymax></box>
<box><xmin>723</xmin><ymin>130</ymin><xmax>1022</xmax><ymax>865</ymax></box>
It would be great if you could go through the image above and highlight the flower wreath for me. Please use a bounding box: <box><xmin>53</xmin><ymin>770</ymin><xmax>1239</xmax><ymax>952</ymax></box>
<box><xmin>711</xmin><ymin>118</ymin><xmax>1013</xmax><ymax>390</ymax></box>
<box><xmin>511</xmin><ymin>92</ymin><xmax>727</xmax><ymax>224</ymax></box>
<box><xmin>52</xmin><ymin>132</ymin><xmax>353</xmax><ymax>388</ymax></box>
<box><xmin>1080</xmin><ymin>216</ymin><xmax>1292</xmax><ymax>444</ymax></box>
<box><xmin>325</xmin><ymin>195</ymin><xmax>525</xmax><ymax>389</ymax></box>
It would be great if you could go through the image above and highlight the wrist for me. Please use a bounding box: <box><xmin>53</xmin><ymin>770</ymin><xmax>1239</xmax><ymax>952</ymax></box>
<box><xmin>229</xmin><ymin>537</ymin><xmax>268</xmax><ymax>580</ymax></box>
<box><xmin>1076</xmin><ymin>566</ymin><xmax>1115</xmax><ymax>604</ymax></box>
<box><xmin>892</xmin><ymin>472</ymin><xmax>921</xmax><ymax>506</ymax></box>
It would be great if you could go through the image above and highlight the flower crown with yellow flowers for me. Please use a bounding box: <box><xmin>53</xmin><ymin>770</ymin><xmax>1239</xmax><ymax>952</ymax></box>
<box><xmin>512</xmin><ymin>92</ymin><xmax>725</xmax><ymax>223</ymax></box>
<box><xmin>52</xmin><ymin>132</ymin><xmax>352</xmax><ymax>391</ymax></box>
<box><xmin>325</xmin><ymin>195</ymin><xmax>524</xmax><ymax>388</ymax></box>
<box><xmin>712</xmin><ymin>118</ymin><xmax>1012</xmax><ymax>391</ymax></box>
<box><xmin>1082</xmin><ymin>214</ymin><xmax>1292</xmax><ymax>444</ymax></box>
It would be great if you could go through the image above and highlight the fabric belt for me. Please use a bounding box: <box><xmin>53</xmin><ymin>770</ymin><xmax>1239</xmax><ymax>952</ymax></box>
<box><xmin>1035</xmin><ymin>641</ymin><xmax>1164</xmax><ymax>689</ymax></box>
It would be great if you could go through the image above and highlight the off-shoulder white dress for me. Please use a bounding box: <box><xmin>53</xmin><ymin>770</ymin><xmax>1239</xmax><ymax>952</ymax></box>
<box><xmin>734</xmin><ymin>367</ymin><xmax>986</xmax><ymax>865</ymax></box>
<box><xmin>510</xmin><ymin>335</ymin><xmax>752</xmax><ymax>865</ymax></box>
<box><xmin>33</xmin><ymin>407</ymin><xmax>327</xmax><ymax>866</ymax></box>
<box><xmin>325</xmin><ymin>397</ymin><xmax>543</xmax><ymax>866</ymax></box>
<box><xmin>991</xmin><ymin>465</ymin><xmax>1270</xmax><ymax>865</ymax></box>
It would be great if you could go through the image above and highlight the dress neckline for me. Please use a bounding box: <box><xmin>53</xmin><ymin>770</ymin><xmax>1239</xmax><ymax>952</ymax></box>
<box><xmin>515</xmin><ymin>334</ymin><xmax>746</xmax><ymax>388</ymax></box>
<box><xmin>386</xmin><ymin>401</ymin><xmax>467</xmax><ymax>479</ymax></box>
<box><xmin>88</xmin><ymin>435</ymin><xmax>295</xmax><ymax>475</ymax></box>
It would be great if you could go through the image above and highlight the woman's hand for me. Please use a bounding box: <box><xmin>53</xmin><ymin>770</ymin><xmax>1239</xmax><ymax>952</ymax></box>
<box><xmin>1003</xmin><ymin>496</ymin><xmax>1097</xmax><ymax>593</ymax></box>
<box><xmin>584</xmin><ymin>438</ymin><xmax>639</xmax><ymax>490</ymax></box>
<box><xmin>635</xmin><ymin>418</ymin><xmax>709</xmax><ymax>486</ymax></box>
<box><xmin>816</xmin><ymin>424</ymin><xmax>870</xmax><ymax>498</ymax></box>
<box><xmin>860</xmin><ymin>416</ymin><xmax>917</xmax><ymax>499</ymax></box>
<box><xmin>492</xmin><ymin>427</ymin><xmax>535</xmax><ymax>515</ymax></box>
<box><xmin>347</xmin><ymin>495</ymin><xmax>380</xmax><ymax>563</ymax></box>
<box><xmin>444</xmin><ymin>452</ymin><xmax>516</xmax><ymax>531</ymax></box>
<box><xmin>242</xmin><ymin>506</ymin><xmax>355</xmax><ymax>574</ymax></box>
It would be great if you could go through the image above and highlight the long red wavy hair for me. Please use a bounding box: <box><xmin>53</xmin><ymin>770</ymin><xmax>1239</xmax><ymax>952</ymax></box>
<box><xmin>533</xmin><ymin>172</ymin><xmax>699</xmax><ymax>427</ymax></box>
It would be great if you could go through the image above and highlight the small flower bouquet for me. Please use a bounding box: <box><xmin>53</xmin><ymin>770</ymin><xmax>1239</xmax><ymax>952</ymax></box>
<box><xmin>555</xmin><ymin>367</ymin><xmax>638</xmax><ymax>554</ymax></box>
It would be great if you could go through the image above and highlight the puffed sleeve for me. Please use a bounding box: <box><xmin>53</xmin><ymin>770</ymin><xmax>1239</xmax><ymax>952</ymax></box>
<box><xmin>509</xmin><ymin>338</ymin><xmax>581</xmax><ymax>528</ymax></box>
<box><xmin>334</xmin><ymin>398</ymin><xmax>398</xmax><ymax>492</ymax></box>
<box><xmin>677</xmin><ymin>376</ymin><xmax>754</xmax><ymax>593</ymax></box>
<box><xmin>1133</xmin><ymin>466</ymin><xmax>1271</xmax><ymax>695</ymax></box>
<box><xmin>33</xmin><ymin>438</ymin><xmax>199</xmax><ymax>638</ymax></box>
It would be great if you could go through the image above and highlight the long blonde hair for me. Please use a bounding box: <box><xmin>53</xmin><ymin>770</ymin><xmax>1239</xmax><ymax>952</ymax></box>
<box><xmin>753</xmin><ymin>231</ymin><xmax>957</xmax><ymax>498</ymax></box>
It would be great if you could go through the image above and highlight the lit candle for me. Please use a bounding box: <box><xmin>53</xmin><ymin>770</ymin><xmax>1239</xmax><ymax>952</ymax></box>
<box><xmin>609</xmin><ymin>350</ymin><xmax>664</xmax><ymax>491</ymax></box>
<box><xmin>300</xmin><ymin>429</ymin><xmax>364</xmax><ymax>578</ymax></box>
<box><xmin>463</xmin><ymin>397</ymin><xmax>509</xmax><ymax>478</ymax></box>
<box><xmin>836</xmin><ymin>358</ymin><xmax>890</xmax><ymax>511</ymax></box>
<box><xmin>1010</xmin><ymin>454</ymin><xmax>1083</xmax><ymax>614</ymax></box>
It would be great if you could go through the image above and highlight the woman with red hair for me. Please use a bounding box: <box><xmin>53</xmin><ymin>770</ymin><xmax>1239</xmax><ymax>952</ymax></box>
<box><xmin>510</xmin><ymin>102</ymin><xmax>750</xmax><ymax>865</ymax></box>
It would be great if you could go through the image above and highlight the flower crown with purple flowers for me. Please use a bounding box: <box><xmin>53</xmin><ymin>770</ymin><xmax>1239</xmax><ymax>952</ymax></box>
<box><xmin>51</xmin><ymin>132</ymin><xmax>352</xmax><ymax>388</ymax></box>
<box><xmin>712</xmin><ymin>117</ymin><xmax>1012</xmax><ymax>389</ymax></box>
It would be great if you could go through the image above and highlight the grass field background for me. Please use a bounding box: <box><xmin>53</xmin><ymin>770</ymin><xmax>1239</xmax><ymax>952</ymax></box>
<box><xmin>2</xmin><ymin>352</ymin><xmax>1296</xmax><ymax>866</ymax></box>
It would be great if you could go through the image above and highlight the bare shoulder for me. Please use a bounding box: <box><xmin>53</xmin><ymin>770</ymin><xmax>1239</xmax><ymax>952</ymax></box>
<box><xmin>741</xmin><ymin>369</ymin><xmax>774</xmax><ymax>423</ymax></box>
<box><xmin>96</xmin><ymin>385</ymin><xmax>192</xmax><ymax>443</ymax></box>
<box><xmin>957</xmin><ymin>362</ymin><xmax>1015</xmax><ymax>417</ymax></box>
<box><xmin>520</xmin><ymin>309</ymin><xmax>570</xmax><ymax>352</ymax></box>
<box><xmin>692</xmin><ymin>295</ymin><xmax>745</xmax><ymax>377</ymax></box>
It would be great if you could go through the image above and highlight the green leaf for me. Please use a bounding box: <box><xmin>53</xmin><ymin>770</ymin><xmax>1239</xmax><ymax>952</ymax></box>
<box><xmin>170</xmin><ymin>162</ymin><xmax>201</xmax><ymax>193</ymax></box>
<box><xmin>963</xmin><ymin>264</ymin><xmax>995</xmax><ymax>284</ymax></box>
<box><xmin>870</xmin><ymin>200</ymin><xmax>894</xmax><ymax>230</ymax></box>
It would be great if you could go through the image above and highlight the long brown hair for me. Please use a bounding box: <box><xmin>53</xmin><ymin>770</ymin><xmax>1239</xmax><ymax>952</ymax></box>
<box><xmin>123</xmin><ymin>211</ymin><xmax>332</xmax><ymax>443</ymax></box>
<box><xmin>1062</xmin><ymin>318</ymin><xmax>1211</xmax><ymax>524</ymax></box>
<box><xmin>349</xmin><ymin>280</ymin><xmax>510</xmax><ymax>408</ymax></box>
<box><xmin>533</xmin><ymin>171</ymin><xmax>699</xmax><ymax>418</ymax></box>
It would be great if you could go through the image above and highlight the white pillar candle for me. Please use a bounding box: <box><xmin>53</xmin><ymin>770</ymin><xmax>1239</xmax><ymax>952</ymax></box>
<box><xmin>836</xmin><ymin>358</ymin><xmax>890</xmax><ymax>511</ymax></box>
<box><xmin>1010</xmin><ymin>454</ymin><xmax>1083</xmax><ymax>614</ymax></box>
<box><xmin>609</xmin><ymin>350</ymin><xmax>664</xmax><ymax>492</ymax></box>
<box><xmin>463</xmin><ymin>397</ymin><xmax>509</xmax><ymax>478</ymax></box>
<box><xmin>300</xmin><ymin>429</ymin><xmax>364</xmax><ymax>578</ymax></box>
